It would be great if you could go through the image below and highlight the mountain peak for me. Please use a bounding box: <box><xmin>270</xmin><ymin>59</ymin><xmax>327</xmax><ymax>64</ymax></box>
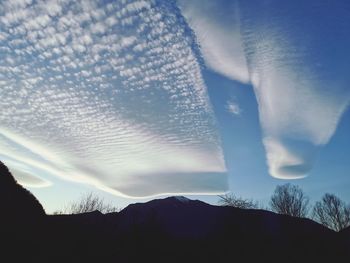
<box><xmin>168</xmin><ymin>196</ymin><xmax>191</xmax><ymax>203</ymax></box>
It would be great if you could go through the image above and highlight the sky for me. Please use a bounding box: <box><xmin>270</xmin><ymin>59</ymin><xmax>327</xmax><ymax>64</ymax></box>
<box><xmin>0</xmin><ymin>0</ymin><xmax>349</xmax><ymax>213</ymax></box>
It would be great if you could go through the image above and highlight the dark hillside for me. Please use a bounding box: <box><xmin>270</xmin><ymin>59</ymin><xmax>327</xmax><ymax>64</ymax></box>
<box><xmin>0</xmin><ymin>161</ymin><xmax>45</xmax><ymax>223</ymax></box>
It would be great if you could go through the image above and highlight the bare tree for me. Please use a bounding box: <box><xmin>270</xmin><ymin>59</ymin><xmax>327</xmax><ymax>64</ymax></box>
<box><xmin>65</xmin><ymin>192</ymin><xmax>119</xmax><ymax>214</ymax></box>
<box><xmin>270</xmin><ymin>184</ymin><xmax>309</xmax><ymax>217</ymax></box>
<box><xmin>218</xmin><ymin>193</ymin><xmax>258</xmax><ymax>209</ymax></box>
<box><xmin>312</xmin><ymin>193</ymin><xmax>350</xmax><ymax>231</ymax></box>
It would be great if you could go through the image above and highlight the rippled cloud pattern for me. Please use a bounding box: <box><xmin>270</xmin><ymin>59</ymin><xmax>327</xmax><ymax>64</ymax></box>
<box><xmin>0</xmin><ymin>0</ymin><xmax>226</xmax><ymax>196</ymax></box>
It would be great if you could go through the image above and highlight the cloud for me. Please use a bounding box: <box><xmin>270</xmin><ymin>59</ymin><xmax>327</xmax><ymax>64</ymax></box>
<box><xmin>0</xmin><ymin>0</ymin><xmax>227</xmax><ymax>197</ymax></box>
<box><xmin>239</xmin><ymin>0</ymin><xmax>350</xmax><ymax>178</ymax></box>
<box><xmin>9</xmin><ymin>168</ymin><xmax>52</xmax><ymax>188</ymax></box>
<box><xmin>178</xmin><ymin>0</ymin><xmax>250</xmax><ymax>84</ymax></box>
<box><xmin>180</xmin><ymin>0</ymin><xmax>350</xmax><ymax>179</ymax></box>
<box><xmin>263</xmin><ymin>137</ymin><xmax>318</xmax><ymax>179</ymax></box>
<box><xmin>114</xmin><ymin>171</ymin><xmax>227</xmax><ymax>198</ymax></box>
<box><xmin>226</xmin><ymin>100</ymin><xmax>241</xmax><ymax>116</ymax></box>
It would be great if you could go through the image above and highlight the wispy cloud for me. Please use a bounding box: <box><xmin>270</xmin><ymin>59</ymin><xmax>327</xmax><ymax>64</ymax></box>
<box><xmin>9</xmin><ymin>167</ymin><xmax>52</xmax><ymax>188</ymax></box>
<box><xmin>180</xmin><ymin>0</ymin><xmax>350</xmax><ymax>179</ymax></box>
<box><xmin>178</xmin><ymin>0</ymin><xmax>249</xmax><ymax>84</ymax></box>
<box><xmin>0</xmin><ymin>0</ymin><xmax>227</xmax><ymax>196</ymax></box>
<box><xmin>226</xmin><ymin>100</ymin><xmax>242</xmax><ymax>116</ymax></box>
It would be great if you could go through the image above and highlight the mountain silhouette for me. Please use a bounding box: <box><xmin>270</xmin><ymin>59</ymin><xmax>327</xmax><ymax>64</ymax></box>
<box><xmin>0</xmin><ymin>161</ymin><xmax>45</xmax><ymax>223</ymax></box>
<box><xmin>0</xmin><ymin>161</ymin><xmax>46</xmax><ymax>262</ymax></box>
<box><xmin>0</xmin><ymin>161</ymin><xmax>349</xmax><ymax>262</ymax></box>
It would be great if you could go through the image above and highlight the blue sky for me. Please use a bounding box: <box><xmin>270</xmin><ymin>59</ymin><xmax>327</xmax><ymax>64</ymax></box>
<box><xmin>0</xmin><ymin>0</ymin><xmax>349</xmax><ymax>213</ymax></box>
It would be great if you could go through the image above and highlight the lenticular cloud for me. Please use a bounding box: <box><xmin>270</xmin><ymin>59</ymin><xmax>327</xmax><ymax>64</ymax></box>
<box><xmin>181</xmin><ymin>0</ymin><xmax>350</xmax><ymax>178</ymax></box>
<box><xmin>239</xmin><ymin>1</ymin><xmax>350</xmax><ymax>178</ymax></box>
<box><xmin>0</xmin><ymin>0</ymin><xmax>226</xmax><ymax>196</ymax></box>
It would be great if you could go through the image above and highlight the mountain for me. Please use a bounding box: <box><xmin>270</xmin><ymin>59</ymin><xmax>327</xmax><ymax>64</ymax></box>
<box><xmin>112</xmin><ymin>196</ymin><xmax>343</xmax><ymax>262</ymax></box>
<box><xmin>117</xmin><ymin>196</ymin><xmax>332</xmax><ymax>238</ymax></box>
<box><xmin>341</xmin><ymin>225</ymin><xmax>350</xmax><ymax>236</ymax></box>
<box><xmin>340</xmin><ymin>225</ymin><xmax>350</xmax><ymax>248</ymax></box>
<box><xmin>0</xmin><ymin>161</ymin><xmax>349</xmax><ymax>262</ymax></box>
<box><xmin>45</xmin><ymin>196</ymin><xmax>348</xmax><ymax>262</ymax></box>
<box><xmin>0</xmin><ymin>161</ymin><xmax>45</xmax><ymax>224</ymax></box>
<box><xmin>0</xmin><ymin>161</ymin><xmax>46</xmax><ymax>262</ymax></box>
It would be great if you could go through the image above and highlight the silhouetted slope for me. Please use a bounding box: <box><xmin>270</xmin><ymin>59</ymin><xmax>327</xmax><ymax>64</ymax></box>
<box><xmin>341</xmin><ymin>226</ymin><xmax>350</xmax><ymax>235</ymax></box>
<box><xmin>340</xmin><ymin>226</ymin><xmax>350</xmax><ymax>248</ymax></box>
<box><xmin>0</xmin><ymin>161</ymin><xmax>46</xmax><ymax>262</ymax></box>
<box><xmin>114</xmin><ymin>196</ymin><xmax>342</xmax><ymax>262</ymax></box>
<box><xmin>0</xmin><ymin>161</ymin><xmax>45</xmax><ymax>222</ymax></box>
<box><xmin>118</xmin><ymin>196</ymin><xmax>332</xmax><ymax>238</ymax></box>
<box><xmin>46</xmin><ymin>196</ymin><xmax>347</xmax><ymax>262</ymax></box>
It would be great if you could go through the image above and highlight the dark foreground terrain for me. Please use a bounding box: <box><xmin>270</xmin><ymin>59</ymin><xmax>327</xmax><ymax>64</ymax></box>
<box><xmin>1</xmin><ymin>162</ymin><xmax>349</xmax><ymax>262</ymax></box>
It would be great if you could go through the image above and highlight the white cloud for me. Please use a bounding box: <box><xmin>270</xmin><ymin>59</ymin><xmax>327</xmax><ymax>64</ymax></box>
<box><xmin>4</xmin><ymin>0</ymin><xmax>32</xmax><ymax>9</ymax></box>
<box><xmin>9</xmin><ymin>167</ymin><xmax>52</xmax><ymax>188</ymax></box>
<box><xmin>46</xmin><ymin>0</ymin><xmax>62</xmax><ymax>17</ymax></box>
<box><xmin>178</xmin><ymin>0</ymin><xmax>250</xmax><ymax>84</ymax></box>
<box><xmin>0</xmin><ymin>0</ymin><xmax>227</xmax><ymax>196</ymax></box>
<box><xmin>240</xmin><ymin>0</ymin><xmax>350</xmax><ymax>178</ymax></box>
<box><xmin>263</xmin><ymin>137</ymin><xmax>315</xmax><ymax>179</ymax></box>
<box><xmin>90</xmin><ymin>22</ymin><xmax>107</xmax><ymax>35</ymax></box>
<box><xmin>226</xmin><ymin>100</ymin><xmax>241</xmax><ymax>116</ymax></box>
<box><xmin>180</xmin><ymin>0</ymin><xmax>350</xmax><ymax>179</ymax></box>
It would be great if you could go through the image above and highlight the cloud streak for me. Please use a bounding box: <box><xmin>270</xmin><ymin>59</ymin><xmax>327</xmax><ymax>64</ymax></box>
<box><xmin>178</xmin><ymin>0</ymin><xmax>249</xmax><ymax>84</ymax></box>
<box><xmin>180</xmin><ymin>0</ymin><xmax>350</xmax><ymax>179</ymax></box>
<box><xmin>0</xmin><ymin>0</ymin><xmax>226</xmax><ymax>196</ymax></box>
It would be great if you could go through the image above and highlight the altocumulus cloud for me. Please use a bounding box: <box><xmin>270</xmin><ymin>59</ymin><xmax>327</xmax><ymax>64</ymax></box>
<box><xmin>180</xmin><ymin>0</ymin><xmax>350</xmax><ymax>179</ymax></box>
<box><xmin>0</xmin><ymin>0</ymin><xmax>227</xmax><ymax>197</ymax></box>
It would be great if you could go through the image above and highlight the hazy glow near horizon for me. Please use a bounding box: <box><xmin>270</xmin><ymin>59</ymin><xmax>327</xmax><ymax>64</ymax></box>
<box><xmin>0</xmin><ymin>0</ymin><xmax>226</xmax><ymax>197</ymax></box>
